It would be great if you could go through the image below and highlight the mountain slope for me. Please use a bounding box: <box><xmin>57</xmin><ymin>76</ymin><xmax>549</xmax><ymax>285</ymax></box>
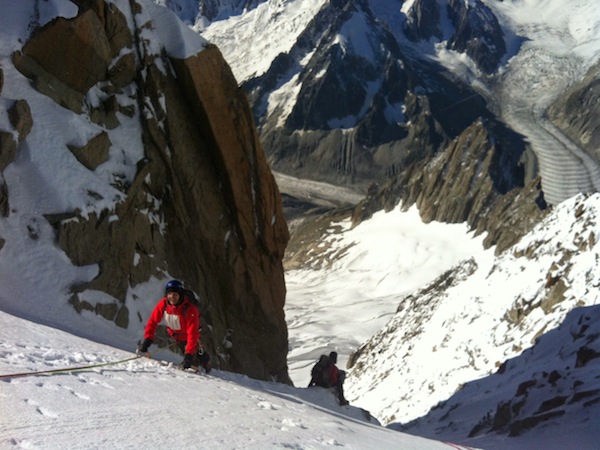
<box><xmin>0</xmin><ymin>0</ymin><xmax>289</xmax><ymax>381</ymax></box>
<box><xmin>398</xmin><ymin>304</ymin><xmax>600</xmax><ymax>449</ymax></box>
<box><xmin>170</xmin><ymin>0</ymin><xmax>600</xmax><ymax>207</ymax></box>
<box><xmin>0</xmin><ymin>310</ymin><xmax>474</xmax><ymax>450</ymax></box>
<box><xmin>344</xmin><ymin>193</ymin><xmax>600</xmax><ymax>445</ymax></box>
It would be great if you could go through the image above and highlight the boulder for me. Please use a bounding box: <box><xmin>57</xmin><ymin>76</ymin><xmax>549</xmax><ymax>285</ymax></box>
<box><xmin>67</xmin><ymin>131</ymin><xmax>111</xmax><ymax>170</ymax></box>
<box><xmin>8</xmin><ymin>99</ymin><xmax>32</xmax><ymax>143</ymax></box>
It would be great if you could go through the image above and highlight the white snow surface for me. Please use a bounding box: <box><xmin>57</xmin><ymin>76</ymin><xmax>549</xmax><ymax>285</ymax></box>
<box><xmin>1</xmin><ymin>1</ymin><xmax>600</xmax><ymax>448</ymax></box>
<box><xmin>0</xmin><ymin>311</ymin><xmax>472</xmax><ymax>450</ymax></box>
<box><xmin>195</xmin><ymin>0</ymin><xmax>327</xmax><ymax>83</ymax></box>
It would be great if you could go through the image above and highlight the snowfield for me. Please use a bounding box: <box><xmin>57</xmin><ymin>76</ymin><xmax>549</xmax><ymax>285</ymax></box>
<box><xmin>0</xmin><ymin>310</ymin><xmax>475</xmax><ymax>450</ymax></box>
<box><xmin>2</xmin><ymin>0</ymin><xmax>600</xmax><ymax>448</ymax></box>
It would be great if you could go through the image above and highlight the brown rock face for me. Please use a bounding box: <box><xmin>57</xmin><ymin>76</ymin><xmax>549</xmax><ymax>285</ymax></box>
<box><xmin>352</xmin><ymin>119</ymin><xmax>547</xmax><ymax>255</ymax></box>
<box><xmin>67</xmin><ymin>131</ymin><xmax>111</xmax><ymax>170</ymax></box>
<box><xmin>21</xmin><ymin>9</ymin><xmax>112</xmax><ymax>94</ymax></box>
<box><xmin>12</xmin><ymin>2</ymin><xmax>290</xmax><ymax>382</ymax></box>
<box><xmin>0</xmin><ymin>97</ymin><xmax>33</xmax><ymax>217</ymax></box>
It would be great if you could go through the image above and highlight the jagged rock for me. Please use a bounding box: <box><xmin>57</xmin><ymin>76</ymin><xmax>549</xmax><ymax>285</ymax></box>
<box><xmin>541</xmin><ymin>277</ymin><xmax>567</xmax><ymax>313</ymax></box>
<box><xmin>0</xmin><ymin>181</ymin><xmax>7</xmax><ymax>217</ymax></box>
<box><xmin>12</xmin><ymin>51</ymin><xmax>86</xmax><ymax>113</ymax></box>
<box><xmin>21</xmin><ymin>9</ymin><xmax>112</xmax><ymax>94</ymax></box>
<box><xmin>352</xmin><ymin>118</ymin><xmax>547</xmax><ymax>254</ymax></box>
<box><xmin>17</xmin><ymin>2</ymin><xmax>290</xmax><ymax>382</ymax></box>
<box><xmin>547</xmin><ymin>59</ymin><xmax>600</xmax><ymax>161</ymax></box>
<box><xmin>89</xmin><ymin>95</ymin><xmax>121</xmax><ymax>129</ymax></box>
<box><xmin>509</xmin><ymin>410</ymin><xmax>565</xmax><ymax>437</ymax></box>
<box><xmin>575</xmin><ymin>346</ymin><xmax>600</xmax><ymax>368</ymax></box>
<box><xmin>0</xmin><ymin>98</ymin><xmax>33</xmax><ymax>175</ymax></box>
<box><xmin>404</xmin><ymin>0</ymin><xmax>442</xmax><ymax>41</ymax></box>
<box><xmin>108</xmin><ymin>52</ymin><xmax>137</xmax><ymax>90</ymax></box>
<box><xmin>0</xmin><ymin>98</ymin><xmax>32</xmax><ymax>217</ymax></box>
<box><xmin>13</xmin><ymin>1</ymin><xmax>133</xmax><ymax>114</ymax></box>
<box><xmin>446</xmin><ymin>0</ymin><xmax>506</xmax><ymax>74</ymax></box>
<box><xmin>67</xmin><ymin>131</ymin><xmax>111</xmax><ymax>171</ymax></box>
<box><xmin>0</xmin><ymin>131</ymin><xmax>15</xmax><ymax>174</ymax></box>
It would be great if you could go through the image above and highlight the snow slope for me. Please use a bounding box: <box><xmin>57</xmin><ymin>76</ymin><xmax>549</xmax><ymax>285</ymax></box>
<box><xmin>2</xmin><ymin>1</ymin><xmax>600</xmax><ymax>448</ymax></box>
<box><xmin>0</xmin><ymin>310</ymin><xmax>474</xmax><ymax>450</ymax></box>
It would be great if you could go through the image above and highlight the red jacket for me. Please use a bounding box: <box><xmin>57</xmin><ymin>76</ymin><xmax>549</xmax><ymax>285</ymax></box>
<box><xmin>144</xmin><ymin>296</ymin><xmax>200</xmax><ymax>355</ymax></box>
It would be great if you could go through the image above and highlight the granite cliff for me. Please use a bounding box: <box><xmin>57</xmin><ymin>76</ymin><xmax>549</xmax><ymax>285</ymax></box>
<box><xmin>0</xmin><ymin>0</ymin><xmax>290</xmax><ymax>382</ymax></box>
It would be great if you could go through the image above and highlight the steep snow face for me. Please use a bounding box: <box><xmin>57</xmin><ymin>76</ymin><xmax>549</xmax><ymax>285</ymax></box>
<box><xmin>335</xmin><ymin>8</ymin><xmax>381</xmax><ymax>64</ymax></box>
<box><xmin>195</xmin><ymin>0</ymin><xmax>328</xmax><ymax>82</ymax></box>
<box><xmin>144</xmin><ymin>0</ymin><xmax>208</xmax><ymax>58</ymax></box>
<box><xmin>398</xmin><ymin>304</ymin><xmax>600</xmax><ymax>450</ymax></box>
<box><xmin>345</xmin><ymin>193</ymin><xmax>600</xmax><ymax>427</ymax></box>
<box><xmin>0</xmin><ymin>310</ymin><xmax>476</xmax><ymax>450</ymax></box>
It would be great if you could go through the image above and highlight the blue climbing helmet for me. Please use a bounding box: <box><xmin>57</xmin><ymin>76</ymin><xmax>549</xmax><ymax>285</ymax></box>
<box><xmin>165</xmin><ymin>279</ymin><xmax>183</xmax><ymax>294</ymax></box>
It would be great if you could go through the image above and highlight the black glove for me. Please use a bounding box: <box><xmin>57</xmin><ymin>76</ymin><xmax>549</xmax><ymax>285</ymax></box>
<box><xmin>137</xmin><ymin>338</ymin><xmax>153</xmax><ymax>353</ymax></box>
<box><xmin>182</xmin><ymin>353</ymin><xmax>194</xmax><ymax>369</ymax></box>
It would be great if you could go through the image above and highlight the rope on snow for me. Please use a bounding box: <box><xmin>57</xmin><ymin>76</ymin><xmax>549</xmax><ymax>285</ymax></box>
<box><xmin>0</xmin><ymin>344</ymin><xmax>175</xmax><ymax>380</ymax></box>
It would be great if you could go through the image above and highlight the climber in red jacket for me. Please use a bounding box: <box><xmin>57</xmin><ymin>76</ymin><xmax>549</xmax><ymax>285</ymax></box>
<box><xmin>308</xmin><ymin>351</ymin><xmax>349</xmax><ymax>405</ymax></box>
<box><xmin>137</xmin><ymin>279</ymin><xmax>210</xmax><ymax>372</ymax></box>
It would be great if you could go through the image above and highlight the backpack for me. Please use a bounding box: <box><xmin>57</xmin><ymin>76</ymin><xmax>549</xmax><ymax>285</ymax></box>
<box><xmin>311</xmin><ymin>354</ymin><xmax>332</xmax><ymax>387</ymax></box>
<box><xmin>182</xmin><ymin>288</ymin><xmax>201</xmax><ymax>310</ymax></box>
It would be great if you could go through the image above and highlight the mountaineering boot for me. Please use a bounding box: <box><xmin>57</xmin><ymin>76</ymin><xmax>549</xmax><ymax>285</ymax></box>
<box><xmin>198</xmin><ymin>349</ymin><xmax>211</xmax><ymax>374</ymax></box>
<box><xmin>193</xmin><ymin>348</ymin><xmax>211</xmax><ymax>374</ymax></box>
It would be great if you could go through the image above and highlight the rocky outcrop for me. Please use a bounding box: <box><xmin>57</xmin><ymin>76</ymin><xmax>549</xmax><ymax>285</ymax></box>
<box><xmin>0</xmin><ymin>95</ymin><xmax>33</xmax><ymax>217</ymax></box>
<box><xmin>67</xmin><ymin>131</ymin><xmax>111</xmax><ymax>170</ymax></box>
<box><xmin>403</xmin><ymin>0</ymin><xmax>442</xmax><ymax>41</ymax></box>
<box><xmin>547</xmin><ymin>59</ymin><xmax>600</xmax><ymax>162</ymax></box>
<box><xmin>446</xmin><ymin>0</ymin><xmax>506</xmax><ymax>74</ymax></box>
<box><xmin>351</xmin><ymin>118</ymin><xmax>547</xmax><ymax>255</ymax></box>
<box><xmin>11</xmin><ymin>0</ymin><xmax>290</xmax><ymax>382</ymax></box>
<box><xmin>420</xmin><ymin>306</ymin><xmax>600</xmax><ymax>440</ymax></box>
<box><xmin>0</xmin><ymin>99</ymin><xmax>32</xmax><ymax>171</ymax></box>
<box><xmin>13</xmin><ymin>1</ymin><xmax>133</xmax><ymax>117</ymax></box>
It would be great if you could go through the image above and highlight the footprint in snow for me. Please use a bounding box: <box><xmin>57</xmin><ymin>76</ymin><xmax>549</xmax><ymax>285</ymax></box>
<box><xmin>257</xmin><ymin>400</ymin><xmax>281</xmax><ymax>410</ymax></box>
<box><xmin>280</xmin><ymin>417</ymin><xmax>308</xmax><ymax>430</ymax></box>
<box><xmin>25</xmin><ymin>398</ymin><xmax>59</xmax><ymax>418</ymax></box>
<box><xmin>36</xmin><ymin>406</ymin><xmax>59</xmax><ymax>418</ymax></box>
<box><xmin>62</xmin><ymin>384</ymin><xmax>90</xmax><ymax>400</ymax></box>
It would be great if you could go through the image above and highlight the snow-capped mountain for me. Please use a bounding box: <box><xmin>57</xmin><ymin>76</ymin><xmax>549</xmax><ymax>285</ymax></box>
<box><xmin>167</xmin><ymin>0</ymin><xmax>600</xmax><ymax>206</ymax></box>
<box><xmin>2</xmin><ymin>0</ymin><xmax>600</xmax><ymax>448</ymax></box>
